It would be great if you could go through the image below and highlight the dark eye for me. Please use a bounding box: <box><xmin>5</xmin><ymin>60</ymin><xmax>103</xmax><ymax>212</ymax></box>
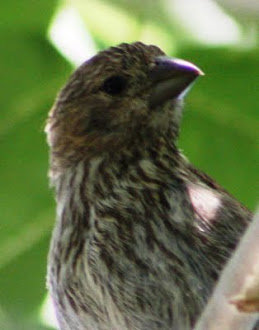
<box><xmin>100</xmin><ymin>75</ymin><xmax>127</xmax><ymax>95</ymax></box>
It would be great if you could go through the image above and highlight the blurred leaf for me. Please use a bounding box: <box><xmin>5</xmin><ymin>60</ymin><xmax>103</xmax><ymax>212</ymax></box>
<box><xmin>72</xmin><ymin>0</ymin><xmax>177</xmax><ymax>53</ymax></box>
<box><xmin>0</xmin><ymin>0</ymin><xmax>72</xmax><ymax>327</ymax></box>
<box><xmin>0</xmin><ymin>236</ymin><xmax>50</xmax><ymax>322</ymax></box>
<box><xmin>178</xmin><ymin>47</ymin><xmax>258</xmax><ymax>209</ymax></box>
<box><xmin>0</xmin><ymin>1</ymin><xmax>56</xmax><ymax>31</ymax></box>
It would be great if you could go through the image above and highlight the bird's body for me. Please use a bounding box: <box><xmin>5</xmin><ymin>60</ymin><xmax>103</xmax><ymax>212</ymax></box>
<box><xmin>46</xmin><ymin>42</ymin><xmax>252</xmax><ymax>329</ymax></box>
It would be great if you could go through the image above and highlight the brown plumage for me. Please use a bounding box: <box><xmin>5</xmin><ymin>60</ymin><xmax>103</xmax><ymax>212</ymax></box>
<box><xmin>46</xmin><ymin>42</ymin><xmax>252</xmax><ymax>329</ymax></box>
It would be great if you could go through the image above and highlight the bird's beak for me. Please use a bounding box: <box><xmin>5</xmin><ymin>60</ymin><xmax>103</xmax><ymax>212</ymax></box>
<box><xmin>149</xmin><ymin>56</ymin><xmax>204</xmax><ymax>108</ymax></box>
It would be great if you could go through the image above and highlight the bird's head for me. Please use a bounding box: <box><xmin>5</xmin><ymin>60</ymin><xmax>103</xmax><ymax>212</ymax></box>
<box><xmin>46</xmin><ymin>42</ymin><xmax>203</xmax><ymax>175</ymax></box>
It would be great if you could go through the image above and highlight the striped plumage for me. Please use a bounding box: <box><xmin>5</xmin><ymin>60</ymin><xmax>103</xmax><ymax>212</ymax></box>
<box><xmin>46</xmin><ymin>42</ymin><xmax>252</xmax><ymax>329</ymax></box>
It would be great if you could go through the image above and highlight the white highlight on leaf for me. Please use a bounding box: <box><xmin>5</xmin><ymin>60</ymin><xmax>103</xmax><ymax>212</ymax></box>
<box><xmin>40</xmin><ymin>293</ymin><xmax>58</xmax><ymax>329</ymax></box>
<box><xmin>170</xmin><ymin>0</ymin><xmax>242</xmax><ymax>45</ymax></box>
<box><xmin>48</xmin><ymin>4</ymin><xmax>96</xmax><ymax>66</ymax></box>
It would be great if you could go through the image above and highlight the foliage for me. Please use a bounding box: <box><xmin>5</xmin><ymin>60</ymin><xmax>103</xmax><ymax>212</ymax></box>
<box><xmin>0</xmin><ymin>1</ymin><xmax>258</xmax><ymax>328</ymax></box>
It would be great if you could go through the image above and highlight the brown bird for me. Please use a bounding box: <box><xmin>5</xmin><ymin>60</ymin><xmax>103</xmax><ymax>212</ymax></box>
<box><xmin>46</xmin><ymin>42</ymin><xmax>252</xmax><ymax>330</ymax></box>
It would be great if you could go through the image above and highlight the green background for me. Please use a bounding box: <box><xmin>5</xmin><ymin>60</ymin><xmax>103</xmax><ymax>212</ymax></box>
<box><xmin>0</xmin><ymin>1</ymin><xmax>258</xmax><ymax>329</ymax></box>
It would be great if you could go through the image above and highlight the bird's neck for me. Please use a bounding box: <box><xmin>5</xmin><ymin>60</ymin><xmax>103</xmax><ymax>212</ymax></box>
<box><xmin>49</xmin><ymin>121</ymin><xmax>183</xmax><ymax>180</ymax></box>
<box><xmin>53</xmin><ymin>136</ymin><xmax>184</xmax><ymax>205</ymax></box>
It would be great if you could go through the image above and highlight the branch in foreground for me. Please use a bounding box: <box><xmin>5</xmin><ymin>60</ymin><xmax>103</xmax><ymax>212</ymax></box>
<box><xmin>194</xmin><ymin>208</ymin><xmax>259</xmax><ymax>330</ymax></box>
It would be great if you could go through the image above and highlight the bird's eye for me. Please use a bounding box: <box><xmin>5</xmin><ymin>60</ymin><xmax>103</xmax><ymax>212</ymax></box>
<box><xmin>100</xmin><ymin>75</ymin><xmax>127</xmax><ymax>95</ymax></box>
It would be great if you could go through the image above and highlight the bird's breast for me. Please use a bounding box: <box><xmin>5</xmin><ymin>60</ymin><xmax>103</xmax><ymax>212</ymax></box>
<box><xmin>48</xmin><ymin>158</ymin><xmax>218</xmax><ymax>329</ymax></box>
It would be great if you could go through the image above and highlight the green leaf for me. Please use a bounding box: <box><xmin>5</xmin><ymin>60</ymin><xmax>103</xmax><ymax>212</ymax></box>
<box><xmin>178</xmin><ymin>47</ymin><xmax>258</xmax><ymax>209</ymax></box>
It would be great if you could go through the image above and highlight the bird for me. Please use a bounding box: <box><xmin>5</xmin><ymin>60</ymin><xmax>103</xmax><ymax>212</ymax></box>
<box><xmin>46</xmin><ymin>42</ymin><xmax>252</xmax><ymax>330</ymax></box>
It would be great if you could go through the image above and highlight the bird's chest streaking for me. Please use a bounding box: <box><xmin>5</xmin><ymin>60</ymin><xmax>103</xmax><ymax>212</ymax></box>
<box><xmin>48</xmin><ymin>157</ymin><xmax>220</xmax><ymax>330</ymax></box>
